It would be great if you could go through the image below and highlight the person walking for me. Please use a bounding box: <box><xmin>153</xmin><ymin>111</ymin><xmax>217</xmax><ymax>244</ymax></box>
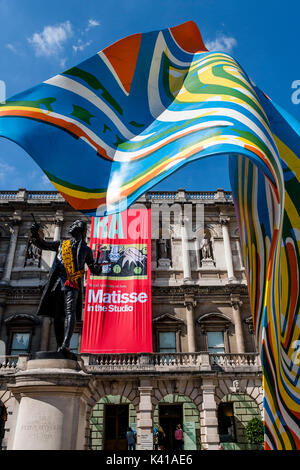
<box><xmin>126</xmin><ymin>427</ymin><xmax>136</xmax><ymax>450</ymax></box>
<box><xmin>157</xmin><ymin>425</ymin><xmax>166</xmax><ymax>450</ymax></box>
<box><xmin>174</xmin><ymin>424</ymin><xmax>184</xmax><ymax>451</ymax></box>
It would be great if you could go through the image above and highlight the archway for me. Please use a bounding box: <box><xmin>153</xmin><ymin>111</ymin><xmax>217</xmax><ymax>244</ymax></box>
<box><xmin>89</xmin><ymin>395</ymin><xmax>137</xmax><ymax>451</ymax></box>
<box><xmin>217</xmin><ymin>393</ymin><xmax>263</xmax><ymax>450</ymax></box>
<box><xmin>154</xmin><ymin>394</ymin><xmax>201</xmax><ymax>451</ymax></box>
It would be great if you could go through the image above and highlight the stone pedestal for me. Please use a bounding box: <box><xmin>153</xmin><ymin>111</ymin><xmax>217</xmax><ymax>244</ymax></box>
<box><xmin>201</xmin><ymin>258</ymin><xmax>215</xmax><ymax>269</ymax></box>
<box><xmin>8</xmin><ymin>354</ymin><xmax>92</xmax><ymax>450</ymax></box>
<box><xmin>157</xmin><ymin>258</ymin><xmax>171</xmax><ymax>268</ymax></box>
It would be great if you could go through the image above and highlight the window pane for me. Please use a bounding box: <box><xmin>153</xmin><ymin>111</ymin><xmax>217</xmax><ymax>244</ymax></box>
<box><xmin>207</xmin><ymin>331</ymin><xmax>225</xmax><ymax>353</ymax></box>
<box><xmin>69</xmin><ymin>333</ymin><xmax>79</xmax><ymax>353</ymax></box>
<box><xmin>159</xmin><ymin>332</ymin><xmax>176</xmax><ymax>352</ymax></box>
<box><xmin>10</xmin><ymin>333</ymin><xmax>30</xmax><ymax>355</ymax></box>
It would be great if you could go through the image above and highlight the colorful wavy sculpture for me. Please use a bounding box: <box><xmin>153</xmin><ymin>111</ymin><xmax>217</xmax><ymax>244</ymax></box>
<box><xmin>0</xmin><ymin>21</ymin><xmax>299</xmax><ymax>449</ymax></box>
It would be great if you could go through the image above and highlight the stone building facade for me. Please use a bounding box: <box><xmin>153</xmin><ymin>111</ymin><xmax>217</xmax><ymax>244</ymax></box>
<box><xmin>0</xmin><ymin>188</ymin><xmax>263</xmax><ymax>451</ymax></box>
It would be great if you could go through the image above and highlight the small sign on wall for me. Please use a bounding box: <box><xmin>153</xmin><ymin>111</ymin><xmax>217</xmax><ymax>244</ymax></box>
<box><xmin>140</xmin><ymin>433</ymin><xmax>153</xmax><ymax>450</ymax></box>
<box><xmin>184</xmin><ymin>421</ymin><xmax>196</xmax><ymax>450</ymax></box>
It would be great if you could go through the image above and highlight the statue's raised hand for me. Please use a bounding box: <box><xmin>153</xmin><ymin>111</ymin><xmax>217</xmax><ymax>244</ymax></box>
<box><xmin>30</xmin><ymin>222</ymin><xmax>40</xmax><ymax>236</ymax></box>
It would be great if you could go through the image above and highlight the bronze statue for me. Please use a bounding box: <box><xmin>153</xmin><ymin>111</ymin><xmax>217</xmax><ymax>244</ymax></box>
<box><xmin>30</xmin><ymin>219</ymin><xmax>102</xmax><ymax>355</ymax></box>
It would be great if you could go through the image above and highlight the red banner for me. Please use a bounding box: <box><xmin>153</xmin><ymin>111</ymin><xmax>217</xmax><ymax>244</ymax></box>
<box><xmin>81</xmin><ymin>207</ymin><xmax>152</xmax><ymax>353</ymax></box>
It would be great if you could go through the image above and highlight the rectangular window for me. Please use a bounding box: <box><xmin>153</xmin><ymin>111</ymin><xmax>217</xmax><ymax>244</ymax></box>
<box><xmin>10</xmin><ymin>332</ymin><xmax>30</xmax><ymax>355</ymax></box>
<box><xmin>207</xmin><ymin>331</ymin><xmax>225</xmax><ymax>354</ymax></box>
<box><xmin>159</xmin><ymin>332</ymin><xmax>176</xmax><ymax>353</ymax></box>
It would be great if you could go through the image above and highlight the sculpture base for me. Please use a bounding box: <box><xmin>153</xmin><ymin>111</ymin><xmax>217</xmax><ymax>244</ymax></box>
<box><xmin>201</xmin><ymin>258</ymin><xmax>215</xmax><ymax>268</ymax></box>
<box><xmin>8</xmin><ymin>352</ymin><xmax>91</xmax><ymax>450</ymax></box>
<box><xmin>158</xmin><ymin>258</ymin><xmax>171</xmax><ymax>268</ymax></box>
<box><xmin>30</xmin><ymin>350</ymin><xmax>78</xmax><ymax>362</ymax></box>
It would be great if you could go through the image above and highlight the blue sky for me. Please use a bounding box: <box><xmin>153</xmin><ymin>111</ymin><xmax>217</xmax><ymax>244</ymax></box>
<box><xmin>0</xmin><ymin>0</ymin><xmax>299</xmax><ymax>192</ymax></box>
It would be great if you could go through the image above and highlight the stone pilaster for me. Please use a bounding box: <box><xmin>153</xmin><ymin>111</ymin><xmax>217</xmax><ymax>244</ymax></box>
<box><xmin>220</xmin><ymin>216</ymin><xmax>236</xmax><ymax>282</ymax></box>
<box><xmin>8</xmin><ymin>357</ymin><xmax>92</xmax><ymax>450</ymax></box>
<box><xmin>50</xmin><ymin>210</ymin><xmax>64</xmax><ymax>266</ymax></box>
<box><xmin>201</xmin><ymin>378</ymin><xmax>219</xmax><ymax>450</ymax></box>
<box><xmin>231</xmin><ymin>296</ymin><xmax>245</xmax><ymax>353</ymax></box>
<box><xmin>137</xmin><ymin>379</ymin><xmax>153</xmax><ymax>450</ymax></box>
<box><xmin>1</xmin><ymin>211</ymin><xmax>22</xmax><ymax>284</ymax></box>
<box><xmin>181</xmin><ymin>217</ymin><xmax>191</xmax><ymax>281</ymax></box>
<box><xmin>194</xmin><ymin>237</ymin><xmax>201</xmax><ymax>269</ymax></box>
<box><xmin>184</xmin><ymin>296</ymin><xmax>196</xmax><ymax>352</ymax></box>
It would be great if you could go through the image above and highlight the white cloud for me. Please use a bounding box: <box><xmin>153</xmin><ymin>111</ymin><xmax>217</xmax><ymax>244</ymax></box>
<box><xmin>73</xmin><ymin>39</ymin><xmax>92</xmax><ymax>54</ymax></box>
<box><xmin>0</xmin><ymin>161</ymin><xmax>16</xmax><ymax>183</ymax></box>
<box><xmin>41</xmin><ymin>174</ymin><xmax>54</xmax><ymax>188</ymax></box>
<box><xmin>206</xmin><ymin>34</ymin><xmax>237</xmax><ymax>53</ymax></box>
<box><xmin>28</xmin><ymin>20</ymin><xmax>73</xmax><ymax>57</ymax></box>
<box><xmin>6</xmin><ymin>43</ymin><xmax>18</xmax><ymax>54</ymax></box>
<box><xmin>60</xmin><ymin>57</ymin><xmax>67</xmax><ymax>69</ymax></box>
<box><xmin>86</xmin><ymin>19</ymin><xmax>100</xmax><ymax>31</ymax></box>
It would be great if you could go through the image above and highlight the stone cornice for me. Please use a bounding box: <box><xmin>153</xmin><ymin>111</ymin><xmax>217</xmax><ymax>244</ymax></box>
<box><xmin>152</xmin><ymin>284</ymin><xmax>248</xmax><ymax>297</ymax></box>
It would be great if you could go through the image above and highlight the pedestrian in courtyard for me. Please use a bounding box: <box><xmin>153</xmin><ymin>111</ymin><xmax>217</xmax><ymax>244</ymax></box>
<box><xmin>174</xmin><ymin>424</ymin><xmax>184</xmax><ymax>451</ymax></box>
<box><xmin>126</xmin><ymin>427</ymin><xmax>136</xmax><ymax>450</ymax></box>
<box><xmin>157</xmin><ymin>425</ymin><xmax>166</xmax><ymax>450</ymax></box>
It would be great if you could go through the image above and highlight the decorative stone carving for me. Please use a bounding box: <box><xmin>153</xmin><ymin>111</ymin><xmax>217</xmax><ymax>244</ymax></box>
<box><xmin>231</xmin><ymin>380</ymin><xmax>240</xmax><ymax>393</ymax></box>
<box><xmin>244</xmin><ymin>315</ymin><xmax>255</xmax><ymax>334</ymax></box>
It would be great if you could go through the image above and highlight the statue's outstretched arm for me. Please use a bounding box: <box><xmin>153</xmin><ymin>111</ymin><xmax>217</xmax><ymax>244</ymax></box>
<box><xmin>30</xmin><ymin>223</ymin><xmax>60</xmax><ymax>252</ymax></box>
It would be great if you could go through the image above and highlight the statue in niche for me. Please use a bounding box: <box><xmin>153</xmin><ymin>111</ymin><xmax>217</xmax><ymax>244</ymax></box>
<box><xmin>200</xmin><ymin>233</ymin><xmax>213</xmax><ymax>260</ymax></box>
<box><xmin>24</xmin><ymin>240</ymin><xmax>42</xmax><ymax>267</ymax></box>
<box><xmin>156</xmin><ymin>239</ymin><xmax>171</xmax><ymax>267</ymax></box>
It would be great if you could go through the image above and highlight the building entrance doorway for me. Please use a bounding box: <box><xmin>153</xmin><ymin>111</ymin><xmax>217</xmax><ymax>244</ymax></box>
<box><xmin>104</xmin><ymin>404</ymin><xmax>129</xmax><ymax>450</ymax></box>
<box><xmin>159</xmin><ymin>404</ymin><xmax>183</xmax><ymax>451</ymax></box>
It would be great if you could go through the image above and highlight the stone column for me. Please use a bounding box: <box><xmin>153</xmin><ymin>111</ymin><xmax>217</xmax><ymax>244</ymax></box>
<box><xmin>8</xmin><ymin>356</ymin><xmax>92</xmax><ymax>450</ymax></box>
<box><xmin>201</xmin><ymin>378</ymin><xmax>219</xmax><ymax>450</ymax></box>
<box><xmin>220</xmin><ymin>216</ymin><xmax>236</xmax><ymax>282</ymax></box>
<box><xmin>50</xmin><ymin>211</ymin><xmax>64</xmax><ymax>266</ymax></box>
<box><xmin>236</xmin><ymin>237</ymin><xmax>245</xmax><ymax>270</ymax></box>
<box><xmin>184</xmin><ymin>297</ymin><xmax>196</xmax><ymax>352</ymax></box>
<box><xmin>181</xmin><ymin>218</ymin><xmax>191</xmax><ymax>281</ymax></box>
<box><xmin>137</xmin><ymin>378</ymin><xmax>153</xmax><ymax>450</ymax></box>
<box><xmin>0</xmin><ymin>296</ymin><xmax>6</xmax><ymax>356</ymax></box>
<box><xmin>231</xmin><ymin>296</ymin><xmax>245</xmax><ymax>353</ymax></box>
<box><xmin>1</xmin><ymin>211</ymin><xmax>22</xmax><ymax>284</ymax></box>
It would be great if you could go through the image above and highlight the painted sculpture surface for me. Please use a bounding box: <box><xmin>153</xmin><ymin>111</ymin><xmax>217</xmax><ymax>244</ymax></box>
<box><xmin>0</xmin><ymin>21</ymin><xmax>299</xmax><ymax>449</ymax></box>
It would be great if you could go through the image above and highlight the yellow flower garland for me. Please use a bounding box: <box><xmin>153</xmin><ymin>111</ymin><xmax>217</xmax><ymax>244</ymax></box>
<box><xmin>61</xmin><ymin>239</ymin><xmax>84</xmax><ymax>288</ymax></box>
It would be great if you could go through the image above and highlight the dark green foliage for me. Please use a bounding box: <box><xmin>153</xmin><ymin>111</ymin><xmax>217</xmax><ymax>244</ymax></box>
<box><xmin>245</xmin><ymin>417</ymin><xmax>264</xmax><ymax>444</ymax></box>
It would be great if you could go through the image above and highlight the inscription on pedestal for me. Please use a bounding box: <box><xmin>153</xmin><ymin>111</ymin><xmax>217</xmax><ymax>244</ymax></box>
<box><xmin>19</xmin><ymin>416</ymin><xmax>63</xmax><ymax>442</ymax></box>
